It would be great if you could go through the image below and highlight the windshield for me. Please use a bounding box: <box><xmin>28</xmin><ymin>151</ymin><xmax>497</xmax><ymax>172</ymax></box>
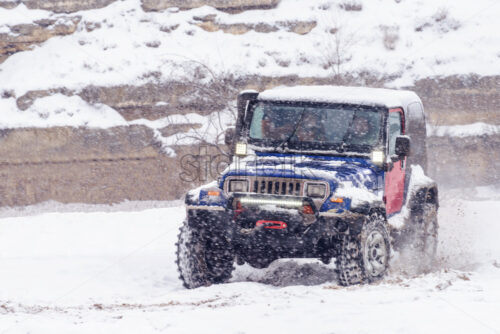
<box><xmin>248</xmin><ymin>102</ymin><xmax>383</xmax><ymax>153</ymax></box>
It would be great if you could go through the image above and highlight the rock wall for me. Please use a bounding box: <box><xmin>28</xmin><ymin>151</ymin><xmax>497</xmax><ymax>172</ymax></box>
<box><xmin>427</xmin><ymin>134</ymin><xmax>500</xmax><ymax>188</ymax></box>
<box><xmin>0</xmin><ymin>0</ymin><xmax>19</xmax><ymax>9</ymax></box>
<box><xmin>0</xmin><ymin>126</ymin><xmax>221</xmax><ymax>206</ymax></box>
<box><xmin>1</xmin><ymin>0</ymin><xmax>499</xmax><ymax>206</ymax></box>
<box><xmin>0</xmin><ymin>16</ymin><xmax>80</xmax><ymax>64</ymax></box>
<box><xmin>0</xmin><ymin>124</ymin><xmax>498</xmax><ymax>207</ymax></box>
<box><xmin>10</xmin><ymin>74</ymin><xmax>500</xmax><ymax>125</ymax></box>
<box><xmin>0</xmin><ymin>0</ymin><xmax>117</xmax><ymax>12</ymax></box>
<box><xmin>195</xmin><ymin>18</ymin><xmax>316</xmax><ymax>35</ymax></box>
<box><xmin>141</xmin><ymin>0</ymin><xmax>280</xmax><ymax>12</ymax></box>
<box><xmin>0</xmin><ymin>0</ymin><xmax>281</xmax><ymax>12</ymax></box>
<box><xmin>0</xmin><ymin>0</ymin><xmax>314</xmax><ymax>64</ymax></box>
<box><xmin>411</xmin><ymin>76</ymin><xmax>500</xmax><ymax>125</ymax></box>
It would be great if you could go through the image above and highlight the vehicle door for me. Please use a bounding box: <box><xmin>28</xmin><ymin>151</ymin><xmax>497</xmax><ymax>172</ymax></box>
<box><xmin>384</xmin><ymin>108</ymin><xmax>406</xmax><ymax>215</ymax></box>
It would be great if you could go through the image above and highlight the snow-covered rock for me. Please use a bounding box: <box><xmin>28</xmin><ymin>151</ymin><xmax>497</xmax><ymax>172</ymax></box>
<box><xmin>2</xmin><ymin>0</ymin><xmax>118</xmax><ymax>13</ymax></box>
<box><xmin>141</xmin><ymin>0</ymin><xmax>281</xmax><ymax>12</ymax></box>
<box><xmin>1</xmin><ymin>0</ymin><xmax>499</xmax><ymax>97</ymax></box>
<box><xmin>0</xmin><ymin>14</ymin><xmax>80</xmax><ymax>63</ymax></box>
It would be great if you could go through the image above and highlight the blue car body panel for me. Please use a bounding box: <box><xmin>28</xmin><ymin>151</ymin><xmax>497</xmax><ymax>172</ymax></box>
<box><xmin>187</xmin><ymin>153</ymin><xmax>385</xmax><ymax>213</ymax></box>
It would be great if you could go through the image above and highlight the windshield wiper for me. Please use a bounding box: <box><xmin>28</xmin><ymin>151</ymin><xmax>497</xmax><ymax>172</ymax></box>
<box><xmin>274</xmin><ymin>107</ymin><xmax>306</xmax><ymax>152</ymax></box>
<box><xmin>339</xmin><ymin>114</ymin><xmax>357</xmax><ymax>153</ymax></box>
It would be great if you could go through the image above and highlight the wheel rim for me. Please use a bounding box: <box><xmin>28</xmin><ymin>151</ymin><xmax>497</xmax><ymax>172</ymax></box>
<box><xmin>364</xmin><ymin>231</ymin><xmax>388</xmax><ymax>277</ymax></box>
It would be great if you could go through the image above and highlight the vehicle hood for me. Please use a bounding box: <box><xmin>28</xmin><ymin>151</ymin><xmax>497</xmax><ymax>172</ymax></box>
<box><xmin>221</xmin><ymin>153</ymin><xmax>383</xmax><ymax>192</ymax></box>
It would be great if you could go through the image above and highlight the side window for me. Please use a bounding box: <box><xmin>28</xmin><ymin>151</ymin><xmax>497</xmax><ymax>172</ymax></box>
<box><xmin>407</xmin><ymin>102</ymin><xmax>425</xmax><ymax>123</ymax></box>
<box><xmin>249</xmin><ymin>105</ymin><xmax>264</xmax><ymax>138</ymax></box>
<box><xmin>388</xmin><ymin>112</ymin><xmax>402</xmax><ymax>156</ymax></box>
<box><xmin>407</xmin><ymin>102</ymin><xmax>426</xmax><ymax>138</ymax></box>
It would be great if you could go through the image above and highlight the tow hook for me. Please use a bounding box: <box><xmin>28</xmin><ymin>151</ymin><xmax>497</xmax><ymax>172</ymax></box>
<box><xmin>256</xmin><ymin>220</ymin><xmax>288</xmax><ymax>230</ymax></box>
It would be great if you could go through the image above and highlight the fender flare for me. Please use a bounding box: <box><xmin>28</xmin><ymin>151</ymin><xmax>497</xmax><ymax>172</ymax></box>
<box><xmin>349</xmin><ymin>201</ymin><xmax>387</xmax><ymax>234</ymax></box>
<box><xmin>408</xmin><ymin>184</ymin><xmax>439</xmax><ymax>211</ymax></box>
<box><xmin>404</xmin><ymin>165</ymin><xmax>439</xmax><ymax>211</ymax></box>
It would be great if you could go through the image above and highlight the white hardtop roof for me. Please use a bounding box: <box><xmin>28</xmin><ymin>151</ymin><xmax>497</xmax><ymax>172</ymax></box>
<box><xmin>258</xmin><ymin>85</ymin><xmax>421</xmax><ymax>109</ymax></box>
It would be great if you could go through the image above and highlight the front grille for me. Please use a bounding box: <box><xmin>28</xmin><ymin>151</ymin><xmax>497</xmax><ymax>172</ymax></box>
<box><xmin>225</xmin><ymin>177</ymin><xmax>305</xmax><ymax>196</ymax></box>
<box><xmin>252</xmin><ymin>178</ymin><xmax>303</xmax><ymax>196</ymax></box>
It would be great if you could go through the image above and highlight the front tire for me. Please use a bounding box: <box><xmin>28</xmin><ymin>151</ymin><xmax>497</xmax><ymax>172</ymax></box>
<box><xmin>176</xmin><ymin>219</ymin><xmax>235</xmax><ymax>289</ymax></box>
<box><xmin>336</xmin><ymin>212</ymin><xmax>391</xmax><ymax>286</ymax></box>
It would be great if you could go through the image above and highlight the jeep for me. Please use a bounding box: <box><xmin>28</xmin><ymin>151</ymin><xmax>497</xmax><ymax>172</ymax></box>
<box><xmin>176</xmin><ymin>86</ymin><xmax>439</xmax><ymax>288</ymax></box>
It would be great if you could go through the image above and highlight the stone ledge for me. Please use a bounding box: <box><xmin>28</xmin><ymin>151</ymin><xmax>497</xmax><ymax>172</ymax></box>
<box><xmin>0</xmin><ymin>16</ymin><xmax>81</xmax><ymax>63</ymax></box>
<box><xmin>0</xmin><ymin>126</ymin><xmax>225</xmax><ymax>206</ymax></box>
<box><xmin>0</xmin><ymin>0</ymin><xmax>19</xmax><ymax>9</ymax></box>
<box><xmin>0</xmin><ymin>126</ymin><xmax>159</xmax><ymax>163</ymax></box>
<box><xmin>196</xmin><ymin>20</ymin><xmax>317</xmax><ymax>35</ymax></box>
<box><xmin>0</xmin><ymin>125</ymin><xmax>497</xmax><ymax>207</ymax></box>
<box><xmin>12</xmin><ymin>75</ymin><xmax>500</xmax><ymax>126</ymax></box>
<box><xmin>0</xmin><ymin>0</ymin><xmax>118</xmax><ymax>13</ymax></box>
<box><xmin>142</xmin><ymin>0</ymin><xmax>280</xmax><ymax>12</ymax></box>
<box><xmin>427</xmin><ymin>134</ymin><xmax>500</xmax><ymax>187</ymax></box>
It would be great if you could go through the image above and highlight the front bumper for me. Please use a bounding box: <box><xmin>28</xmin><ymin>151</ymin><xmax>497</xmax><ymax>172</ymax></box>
<box><xmin>187</xmin><ymin>193</ymin><xmax>365</xmax><ymax>259</ymax></box>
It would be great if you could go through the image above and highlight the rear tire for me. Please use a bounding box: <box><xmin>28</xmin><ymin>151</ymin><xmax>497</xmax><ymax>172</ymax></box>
<box><xmin>336</xmin><ymin>212</ymin><xmax>391</xmax><ymax>286</ymax></box>
<box><xmin>176</xmin><ymin>219</ymin><xmax>235</xmax><ymax>289</ymax></box>
<box><xmin>408</xmin><ymin>203</ymin><xmax>438</xmax><ymax>273</ymax></box>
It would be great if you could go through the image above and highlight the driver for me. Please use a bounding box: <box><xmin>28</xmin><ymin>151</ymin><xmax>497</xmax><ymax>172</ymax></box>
<box><xmin>261</xmin><ymin>113</ymin><xmax>274</xmax><ymax>138</ymax></box>
<box><xmin>295</xmin><ymin>112</ymin><xmax>325</xmax><ymax>142</ymax></box>
<box><xmin>262</xmin><ymin>112</ymin><xmax>293</xmax><ymax>140</ymax></box>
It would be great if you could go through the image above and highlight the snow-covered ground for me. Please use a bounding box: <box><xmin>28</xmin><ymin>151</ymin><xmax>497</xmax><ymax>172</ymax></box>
<box><xmin>1</xmin><ymin>187</ymin><xmax>500</xmax><ymax>333</ymax></box>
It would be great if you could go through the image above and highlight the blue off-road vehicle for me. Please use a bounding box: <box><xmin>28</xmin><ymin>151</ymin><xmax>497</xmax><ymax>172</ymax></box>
<box><xmin>177</xmin><ymin>86</ymin><xmax>439</xmax><ymax>288</ymax></box>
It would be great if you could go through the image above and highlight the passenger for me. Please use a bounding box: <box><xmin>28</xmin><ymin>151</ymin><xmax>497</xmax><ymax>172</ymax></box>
<box><xmin>349</xmin><ymin>115</ymin><xmax>375</xmax><ymax>145</ymax></box>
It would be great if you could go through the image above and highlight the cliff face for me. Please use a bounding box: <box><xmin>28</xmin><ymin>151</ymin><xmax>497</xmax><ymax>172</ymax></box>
<box><xmin>1</xmin><ymin>0</ymin><xmax>118</xmax><ymax>12</ymax></box>
<box><xmin>141</xmin><ymin>0</ymin><xmax>280</xmax><ymax>11</ymax></box>
<box><xmin>0</xmin><ymin>126</ymin><xmax>225</xmax><ymax>206</ymax></box>
<box><xmin>0</xmin><ymin>122</ymin><xmax>498</xmax><ymax>207</ymax></box>
<box><xmin>0</xmin><ymin>0</ymin><xmax>297</xmax><ymax>64</ymax></box>
<box><xmin>0</xmin><ymin>16</ymin><xmax>80</xmax><ymax>63</ymax></box>
<box><xmin>0</xmin><ymin>0</ymin><xmax>281</xmax><ymax>12</ymax></box>
<box><xmin>0</xmin><ymin>0</ymin><xmax>498</xmax><ymax>206</ymax></box>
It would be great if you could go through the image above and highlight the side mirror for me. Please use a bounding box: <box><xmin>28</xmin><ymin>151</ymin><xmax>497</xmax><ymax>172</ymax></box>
<box><xmin>224</xmin><ymin>128</ymin><xmax>236</xmax><ymax>146</ymax></box>
<box><xmin>395</xmin><ymin>135</ymin><xmax>411</xmax><ymax>158</ymax></box>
